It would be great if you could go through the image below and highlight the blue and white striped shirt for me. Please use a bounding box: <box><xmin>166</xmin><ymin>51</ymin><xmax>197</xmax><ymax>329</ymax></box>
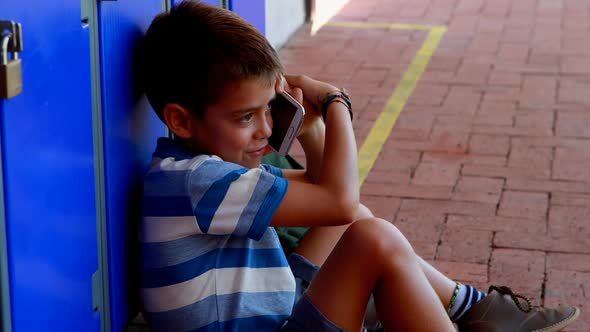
<box><xmin>140</xmin><ymin>138</ymin><xmax>295</xmax><ymax>332</ymax></box>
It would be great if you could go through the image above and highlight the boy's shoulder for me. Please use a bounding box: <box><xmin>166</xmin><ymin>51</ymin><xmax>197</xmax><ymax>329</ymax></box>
<box><xmin>148</xmin><ymin>137</ymin><xmax>228</xmax><ymax>173</ymax></box>
<box><xmin>143</xmin><ymin>138</ymin><xmax>289</xmax><ymax>243</ymax></box>
<box><xmin>148</xmin><ymin>137</ymin><xmax>283</xmax><ymax>177</ymax></box>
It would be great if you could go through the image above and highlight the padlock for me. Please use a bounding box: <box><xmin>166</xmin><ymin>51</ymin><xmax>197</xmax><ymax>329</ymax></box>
<box><xmin>0</xmin><ymin>32</ymin><xmax>23</xmax><ymax>99</ymax></box>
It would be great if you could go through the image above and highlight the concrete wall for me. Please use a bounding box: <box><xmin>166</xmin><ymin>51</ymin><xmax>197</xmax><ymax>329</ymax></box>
<box><xmin>265</xmin><ymin>0</ymin><xmax>307</xmax><ymax>49</ymax></box>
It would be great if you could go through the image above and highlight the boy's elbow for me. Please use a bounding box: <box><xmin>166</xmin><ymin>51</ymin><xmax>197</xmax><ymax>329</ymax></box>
<box><xmin>336</xmin><ymin>195</ymin><xmax>360</xmax><ymax>223</ymax></box>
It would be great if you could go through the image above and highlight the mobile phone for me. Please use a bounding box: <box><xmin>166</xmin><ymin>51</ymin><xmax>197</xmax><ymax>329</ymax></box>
<box><xmin>268</xmin><ymin>91</ymin><xmax>305</xmax><ymax>156</ymax></box>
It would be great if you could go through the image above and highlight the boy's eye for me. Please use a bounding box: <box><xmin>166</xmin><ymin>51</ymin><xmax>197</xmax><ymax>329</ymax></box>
<box><xmin>240</xmin><ymin>113</ymin><xmax>254</xmax><ymax>123</ymax></box>
<box><xmin>264</xmin><ymin>102</ymin><xmax>273</xmax><ymax>116</ymax></box>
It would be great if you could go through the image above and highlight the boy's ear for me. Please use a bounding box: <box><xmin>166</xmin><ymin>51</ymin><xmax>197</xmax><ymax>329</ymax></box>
<box><xmin>162</xmin><ymin>103</ymin><xmax>195</xmax><ymax>139</ymax></box>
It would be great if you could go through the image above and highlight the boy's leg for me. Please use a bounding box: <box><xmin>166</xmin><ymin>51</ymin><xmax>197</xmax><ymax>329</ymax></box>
<box><xmin>294</xmin><ymin>204</ymin><xmax>458</xmax><ymax>306</ymax></box>
<box><xmin>292</xmin><ymin>224</ymin><xmax>348</xmax><ymax>266</ymax></box>
<box><xmin>418</xmin><ymin>256</ymin><xmax>455</xmax><ymax>306</ymax></box>
<box><xmin>292</xmin><ymin>203</ymin><xmax>373</xmax><ymax>266</ymax></box>
<box><xmin>294</xmin><ymin>222</ymin><xmax>460</xmax><ymax>327</ymax></box>
<box><xmin>293</xmin><ymin>208</ymin><xmax>580</xmax><ymax>332</ymax></box>
<box><xmin>292</xmin><ymin>204</ymin><xmax>459</xmax><ymax>327</ymax></box>
<box><xmin>287</xmin><ymin>217</ymin><xmax>456</xmax><ymax>331</ymax></box>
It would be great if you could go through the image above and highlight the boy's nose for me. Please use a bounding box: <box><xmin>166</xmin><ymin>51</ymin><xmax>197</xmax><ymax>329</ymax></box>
<box><xmin>257</xmin><ymin>112</ymin><xmax>273</xmax><ymax>139</ymax></box>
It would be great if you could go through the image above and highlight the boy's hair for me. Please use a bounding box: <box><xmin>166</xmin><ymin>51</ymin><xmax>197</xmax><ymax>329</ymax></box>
<box><xmin>139</xmin><ymin>0</ymin><xmax>283</xmax><ymax>120</ymax></box>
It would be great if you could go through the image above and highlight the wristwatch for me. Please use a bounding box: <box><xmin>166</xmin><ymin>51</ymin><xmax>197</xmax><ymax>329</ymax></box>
<box><xmin>320</xmin><ymin>88</ymin><xmax>353</xmax><ymax>121</ymax></box>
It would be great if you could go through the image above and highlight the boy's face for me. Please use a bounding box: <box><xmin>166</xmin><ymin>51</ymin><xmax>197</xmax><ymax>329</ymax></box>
<box><xmin>190</xmin><ymin>78</ymin><xmax>275</xmax><ymax>168</ymax></box>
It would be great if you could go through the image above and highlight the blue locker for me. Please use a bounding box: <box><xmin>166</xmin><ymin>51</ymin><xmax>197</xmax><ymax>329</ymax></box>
<box><xmin>96</xmin><ymin>0</ymin><xmax>166</xmax><ymax>331</ymax></box>
<box><xmin>170</xmin><ymin>0</ymin><xmax>219</xmax><ymax>6</ymax></box>
<box><xmin>98</xmin><ymin>1</ymin><xmax>267</xmax><ymax>330</ymax></box>
<box><xmin>168</xmin><ymin>0</ymin><xmax>266</xmax><ymax>33</ymax></box>
<box><xmin>230</xmin><ymin>0</ymin><xmax>266</xmax><ymax>34</ymax></box>
<box><xmin>0</xmin><ymin>0</ymin><xmax>269</xmax><ymax>331</ymax></box>
<box><xmin>0</xmin><ymin>0</ymin><xmax>100</xmax><ymax>331</ymax></box>
<box><xmin>200</xmin><ymin>0</ymin><xmax>222</xmax><ymax>5</ymax></box>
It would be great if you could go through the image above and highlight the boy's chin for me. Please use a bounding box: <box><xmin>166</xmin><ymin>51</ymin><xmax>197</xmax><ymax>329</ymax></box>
<box><xmin>243</xmin><ymin>160</ymin><xmax>262</xmax><ymax>169</ymax></box>
<box><xmin>232</xmin><ymin>156</ymin><xmax>262</xmax><ymax>169</ymax></box>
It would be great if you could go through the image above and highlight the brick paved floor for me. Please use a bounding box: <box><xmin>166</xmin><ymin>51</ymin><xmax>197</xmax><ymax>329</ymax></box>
<box><xmin>283</xmin><ymin>0</ymin><xmax>589</xmax><ymax>330</ymax></box>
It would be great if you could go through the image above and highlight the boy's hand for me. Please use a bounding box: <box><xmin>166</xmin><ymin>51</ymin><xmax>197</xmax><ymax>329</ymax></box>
<box><xmin>283</xmin><ymin>74</ymin><xmax>341</xmax><ymax>111</ymax></box>
<box><xmin>276</xmin><ymin>75</ymin><xmax>320</xmax><ymax>138</ymax></box>
<box><xmin>282</xmin><ymin>75</ymin><xmax>340</xmax><ymax>138</ymax></box>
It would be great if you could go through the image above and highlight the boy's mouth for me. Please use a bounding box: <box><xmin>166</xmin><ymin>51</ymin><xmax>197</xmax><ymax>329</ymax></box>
<box><xmin>248</xmin><ymin>145</ymin><xmax>268</xmax><ymax>156</ymax></box>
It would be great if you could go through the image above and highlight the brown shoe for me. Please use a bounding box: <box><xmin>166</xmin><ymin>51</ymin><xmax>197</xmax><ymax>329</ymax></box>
<box><xmin>456</xmin><ymin>286</ymin><xmax>580</xmax><ymax>332</ymax></box>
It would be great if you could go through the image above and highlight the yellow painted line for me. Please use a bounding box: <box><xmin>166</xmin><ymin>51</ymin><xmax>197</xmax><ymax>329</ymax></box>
<box><xmin>327</xmin><ymin>21</ymin><xmax>436</xmax><ymax>31</ymax></box>
<box><xmin>325</xmin><ymin>22</ymin><xmax>447</xmax><ymax>186</ymax></box>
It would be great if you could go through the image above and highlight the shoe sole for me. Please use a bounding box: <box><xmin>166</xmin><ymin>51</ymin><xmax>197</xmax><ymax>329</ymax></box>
<box><xmin>533</xmin><ymin>306</ymin><xmax>580</xmax><ymax>332</ymax></box>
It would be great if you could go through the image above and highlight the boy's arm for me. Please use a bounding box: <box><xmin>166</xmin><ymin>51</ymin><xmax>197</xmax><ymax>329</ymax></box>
<box><xmin>271</xmin><ymin>75</ymin><xmax>359</xmax><ymax>228</ymax></box>
<box><xmin>281</xmin><ymin>119</ymin><xmax>325</xmax><ymax>184</ymax></box>
<box><xmin>281</xmin><ymin>117</ymin><xmax>377</xmax><ymax>221</ymax></box>
<box><xmin>280</xmin><ymin>75</ymin><xmax>326</xmax><ymax>185</ymax></box>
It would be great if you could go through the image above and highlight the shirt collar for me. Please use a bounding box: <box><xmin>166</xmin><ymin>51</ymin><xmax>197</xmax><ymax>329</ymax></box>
<box><xmin>153</xmin><ymin>137</ymin><xmax>197</xmax><ymax>161</ymax></box>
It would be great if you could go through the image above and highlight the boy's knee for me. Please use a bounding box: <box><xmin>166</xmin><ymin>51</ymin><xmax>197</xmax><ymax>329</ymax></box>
<box><xmin>353</xmin><ymin>203</ymin><xmax>374</xmax><ymax>220</ymax></box>
<box><xmin>344</xmin><ymin>217</ymin><xmax>414</xmax><ymax>259</ymax></box>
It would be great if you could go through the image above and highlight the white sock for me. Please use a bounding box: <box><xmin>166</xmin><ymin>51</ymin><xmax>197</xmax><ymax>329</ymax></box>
<box><xmin>448</xmin><ymin>284</ymin><xmax>487</xmax><ymax>322</ymax></box>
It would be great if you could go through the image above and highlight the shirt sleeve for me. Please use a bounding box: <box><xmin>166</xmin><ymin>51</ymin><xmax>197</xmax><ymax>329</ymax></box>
<box><xmin>260</xmin><ymin>164</ymin><xmax>284</xmax><ymax>177</ymax></box>
<box><xmin>189</xmin><ymin>159</ymin><xmax>288</xmax><ymax>240</ymax></box>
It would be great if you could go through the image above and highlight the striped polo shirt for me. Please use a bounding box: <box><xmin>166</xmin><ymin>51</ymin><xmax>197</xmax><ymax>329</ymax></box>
<box><xmin>140</xmin><ymin>138</ymin><xmax>295</xmax><ymax>332</ymax></box>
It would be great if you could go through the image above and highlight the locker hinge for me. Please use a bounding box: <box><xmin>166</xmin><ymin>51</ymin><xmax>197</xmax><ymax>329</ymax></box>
<box><xmin>92</xmin><ymin>270</ymin><xmax>102</xmax><ymax>312</ymax></box>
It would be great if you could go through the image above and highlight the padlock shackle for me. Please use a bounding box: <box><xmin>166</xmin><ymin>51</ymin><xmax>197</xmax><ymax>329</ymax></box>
<box><xmin>1</xmin><ymin>32</ymin><xmax>12</xmax><ymax>65</ymax></box>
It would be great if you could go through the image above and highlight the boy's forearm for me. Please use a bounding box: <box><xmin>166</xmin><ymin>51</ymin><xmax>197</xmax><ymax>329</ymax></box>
<box><xmin>297</xmin><ymin>120</ymin><xmax>325</xmax><ymax>183</ymax></box>
<box><xmin>319</xmin><ymin>103</ymin><xmax>359</xmax><ymax>212</ymax></box>
<box><xmin>277</xmin><ymin>75</ymin><xmax>359</xmax><ymax>223</ymax></box>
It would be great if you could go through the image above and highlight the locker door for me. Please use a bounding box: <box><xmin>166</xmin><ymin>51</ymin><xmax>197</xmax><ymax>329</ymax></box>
<box><xmin>0</xmin><ymin>1</ymin><xmax>100</xmax><ymax>331</ymax></box>
<box><xmin>95</xmin><ymin>1</ymin><xmax>166</xmax><ymax>331</ymax></box>
<box><xmin>201</xmin><ymin>0</ymin><xmax>221</xmax><ymax>5</ymax></box>
<box><xmin>229</xmin><ymin>0</ymin><xmax>266</xmax><ymax>34</ymax></box>
<box><xmin>169</xmin><ymin>0</ymin><xmax>219</xmax><ymax>6</ymax></box>
<box><xmin>167</xmin><ymin>0</ymin><xmax>265</xmax><ymax>33</ymax></box>
<box><xmin>96</xmin><ymin>1</ymin><xmax>267</xmax><ymax>330</ymax></box>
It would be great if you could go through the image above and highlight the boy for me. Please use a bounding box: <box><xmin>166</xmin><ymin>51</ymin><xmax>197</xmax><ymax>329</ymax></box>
<box><xmin>137</xmin><ymin>1</ymin><xmax>580</xmax><ymax>331</ymax></box>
